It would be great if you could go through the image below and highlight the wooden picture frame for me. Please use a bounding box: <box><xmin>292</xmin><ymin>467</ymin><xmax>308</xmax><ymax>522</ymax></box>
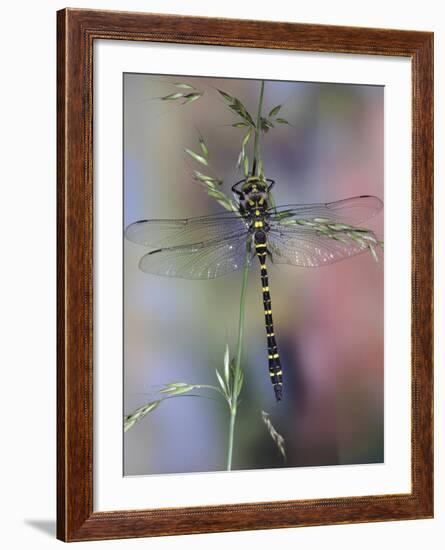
<box><xmin>57</xmin><ymin>8</ymin><xmax>434</xmax><ymax>542</ymax></box>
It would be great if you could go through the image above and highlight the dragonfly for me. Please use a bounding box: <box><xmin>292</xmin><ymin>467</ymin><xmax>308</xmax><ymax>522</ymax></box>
<box><xmin>125</xmin><ymin>176</ymin><xmax>383</xmax><ymax>402</ymax></box>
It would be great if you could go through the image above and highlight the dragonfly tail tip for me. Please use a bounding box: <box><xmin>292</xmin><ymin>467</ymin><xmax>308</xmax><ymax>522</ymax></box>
<box><xmin>274</xmin><ymin>386</ymin><xmax>283</xmax><ymax>402</ymax></box>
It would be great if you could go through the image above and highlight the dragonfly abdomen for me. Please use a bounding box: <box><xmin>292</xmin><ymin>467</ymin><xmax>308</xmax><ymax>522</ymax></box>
<box><xmin>254</xmin><ymin>230</ymin><xmax>283</xmax><ymax>402</ymax></box>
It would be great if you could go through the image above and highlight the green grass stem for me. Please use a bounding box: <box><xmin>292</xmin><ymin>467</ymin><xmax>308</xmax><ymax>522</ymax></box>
<box><xmin>226</xmin><ymin>248</ymin><xmax>250</xmax><ymax>470</ymax></box>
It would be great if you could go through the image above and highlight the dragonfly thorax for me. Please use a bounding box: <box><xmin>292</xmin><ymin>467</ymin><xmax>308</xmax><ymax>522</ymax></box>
<box><xmin>242</xmin><ymin>191</ymin><xmax>269</xmax><ymax>213</ymax></box>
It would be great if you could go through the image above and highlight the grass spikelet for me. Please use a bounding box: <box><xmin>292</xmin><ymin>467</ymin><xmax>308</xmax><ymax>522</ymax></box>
<box><xmin>182</xmin><ymin>92</ymin><xmax>203</xmax><ymax>105</ymax></box>
<box><xmin>268</xmin><ymin>105</ymin><xmax>282</xmax><ymax>117</ymax></box>
<box><xmin>173</xmin><ymin>82</ymin><xmax>195</xmax><ymax>89</ymax></box>
<box><xmin>184</xmin><ymin>148</ymin><xmax>208</xmax><ymax>166</ymax></box>
<box><xmin>124</xmin><ymin>400</ymin><xmax>160</xmax><ymax>432</ymax></box>
<box><xmin>159</xmin><ymin>83</ymin><xmax>204</xmax><ymax>104</ymax></box>
<box><xmin>261</xmin><ymin>410</ymin><xmax>287</xmax><ymax>460</ymax></box>
<box><xmin>161</xmin><ymin>92</ymin><xmax>185</xmax><ymax>101</ymax></box>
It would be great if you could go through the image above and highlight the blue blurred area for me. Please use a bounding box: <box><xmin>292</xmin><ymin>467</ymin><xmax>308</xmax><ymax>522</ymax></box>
<box><xmin>124</xmin><ymin>74</ymin><xmax>384</xmax><ymax>475</ymax></box>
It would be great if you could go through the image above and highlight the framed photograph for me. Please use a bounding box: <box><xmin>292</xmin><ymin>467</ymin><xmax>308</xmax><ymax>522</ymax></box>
<box><xmin>57</xmin><ymin>8</ymin><xmax>433</xmax><ymax>542</ymax></box>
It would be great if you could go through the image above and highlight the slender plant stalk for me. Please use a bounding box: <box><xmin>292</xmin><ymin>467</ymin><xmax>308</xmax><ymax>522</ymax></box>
<box><xmin>226</xmin><ymin>409</ymin><xmax>236</xmax><ymax>471</ymax></box>
<box><xmin>226</xmin><ymin>248</ymin><xmax>250</xmax><ymax>470</ymax></box>
<box><xmin>226</xmin><ymin>80</ymin><xmax>265</xmax><ymax>471</ymax></box>
<box><xmin>252</xmin><ymin>80</ymin><xmax>265</xmax><ymax>176</ymax></box>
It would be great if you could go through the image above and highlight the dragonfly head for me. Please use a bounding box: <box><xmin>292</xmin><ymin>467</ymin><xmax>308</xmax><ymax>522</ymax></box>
<box><xmin>241</xmin><ymin>176</ymin><xmax>268</xmax><ymax>195</ymax></box>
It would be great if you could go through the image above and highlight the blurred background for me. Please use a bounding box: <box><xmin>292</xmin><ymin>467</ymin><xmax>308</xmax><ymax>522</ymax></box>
<box><xmin>123</xmin><ymin>74</ymin><xmax>384</xmax><ymax>476</ymax></box>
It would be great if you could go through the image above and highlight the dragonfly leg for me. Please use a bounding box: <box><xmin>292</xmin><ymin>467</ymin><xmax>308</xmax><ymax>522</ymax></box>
<box><xmin>231</xmin><ymin>181</ymin><xmax>244</xmax><ymax>201</ymax></box>
<box><xmin>266</xmin><ymin>179</ymin><xmax>275</xmax><ymax>192</ymax></box>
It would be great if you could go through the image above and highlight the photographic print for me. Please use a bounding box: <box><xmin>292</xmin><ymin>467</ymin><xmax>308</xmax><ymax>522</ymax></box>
<box><xmin>123</xmin><ymin>74</ymin><xmax>384</xmax><ymax>476</ymax></box>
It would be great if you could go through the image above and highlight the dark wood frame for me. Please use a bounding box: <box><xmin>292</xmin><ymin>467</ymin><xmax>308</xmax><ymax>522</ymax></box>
<box><xmin>57</xmin><ymin>8</ymin><xmax>434</xmax><ymax>542</ymax></box>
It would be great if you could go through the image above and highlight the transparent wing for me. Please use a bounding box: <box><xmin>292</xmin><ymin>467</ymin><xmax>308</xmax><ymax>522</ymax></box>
<box><xmin>125</xmin><ymin>211</ymin><xmax>247</xmax><ymax>248</ymax></box>
<box><xmin>268</xmin><ymin>195</ymin><xmax>383</xmax><ymax>225</ymax></box>
<box><xmin>138</xmin><ymin>233</ymin><xmax>252</xmax><ymax>279</ymax></box>
<box><xmin>267</xmin><ymin>225</ymin><xmax>381</xmax><ymax>267</ymax></box>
